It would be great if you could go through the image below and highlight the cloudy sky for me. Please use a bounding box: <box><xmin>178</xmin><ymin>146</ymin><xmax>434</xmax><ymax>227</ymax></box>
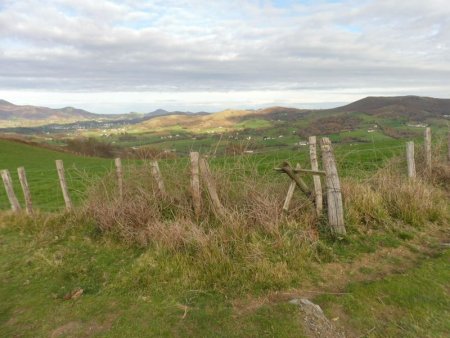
<box><xmin>0</xmin><ymin>0</ymin><xmax>449</xmax><ymax>113</ymax></box>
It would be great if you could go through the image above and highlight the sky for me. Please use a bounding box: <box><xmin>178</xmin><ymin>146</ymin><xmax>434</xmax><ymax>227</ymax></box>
<box><xmin>0</xmin><ymin>0</ymin><xmax>449</xmax><ymax>114</ymax></box>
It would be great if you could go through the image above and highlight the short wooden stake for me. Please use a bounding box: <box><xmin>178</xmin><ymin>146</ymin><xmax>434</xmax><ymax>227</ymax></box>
<box><xmin>309</xmin><ymin>136</ymin><xmax>323</xmax><ymax>216</ymax></box>
<box><xmin>189</xmin><ymin>152</ymin><xmax>201</xmax><ymax>218</ymax></box>
<box><xmin>17</xmin><ymin>167</ymin><xmax>33</xmax><ymax>214</ymax></box>
<box><xmin>283</xmin><ymin>163</ymin><xmax>301</xmax><ymax>212</ymax></box>
<box><xmin>1</xmin><ymin>169</ymin><xmax>21</xmax><ymax>212</ymax></box>
<box><xmin>320</xmin><ymin>138</ymin><xmax>346</xmax><ymax>236</ymax></box>
<box><xmin>424</xmin><ymin>127</ymin><xmax>432</xmax><ymax>174</ymax></box>
<box><xmin>447</xmin><ymin>132</ymin><xmax>450</xmax><ymax>163</ymax></box>
<box><xmin>150</xmin><ymin>160</ymin><xmax>166</xmax><ymax>196</ymax></box>
<box><xmin>115</xmin><ymin>158</ymin><xmax>123</xmax><ymax>198</ymax></box>
<box><xmin>406</xmin><ymin>141</ymin><xmax>416</xmax><ymax>179</ymax></box>
<box><xmin>56</xmin><ymin>160</ymin><xmax>73</xmax><ymax>211</ymax></box>
<box><xmin>199</xmin><ymin>157</ymin><xmax>226</xmax><ymax>218</ymax></box>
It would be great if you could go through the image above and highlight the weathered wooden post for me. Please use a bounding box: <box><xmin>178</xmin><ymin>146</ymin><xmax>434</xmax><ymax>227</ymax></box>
<box><xmin>55</xmin><ymin>160</ymin><xmax>73</xmax><ymax>211</ymax></box>
<box><xmin>424</xmin><ymin>127</ymin><xmax>432</xmax><ymax>174</ymax></box>
<box><xmin>320</xmin><ymin>138</ymin><xmax>346</xmax><ymax>236</ymax></box>
<box><xmin>189</xmin><ymin>152</ymin><xmax>202</xmax><ymax>218</ymax></box>
<box><xmin>309</xmin><ymin>136</ymin><xmax>323</xmax><ymax>216</ymax></box>
<box><xmin>1</xmin><ymin>169</ymin><xmax>21</xmax><ymax>212</ymax></box>
<box><xmin>114</xmin><ymin>158</ymin><xmax>123</xmax><ymax>199</ymax></box>
<box><xmin>150</xmin><ymin>160</ymin><xmax>166</xmax><ymax>196</ymax></box>
<box><xmin>199</xmin><ymin>157</ymin><xmax>226</xmax><ymax>218</ymax></box>
<box><xmin>17</xmin><ymin>167</ymin><xmax>33</xmax><ymax>214</ymax></box>
<box><xmin>406</xmin><ymin>141</ymin><xmax>416</xmax><ymax>179</ymax></box>
<box><xmin>283</xmin><ymin>163</ymin><xmax>301</xmax><ymax>212</ymax></box>
<box><xmin>447</xmin><ymin>132</ymin><xmax>450</xmax><ymax>163</ymax></box>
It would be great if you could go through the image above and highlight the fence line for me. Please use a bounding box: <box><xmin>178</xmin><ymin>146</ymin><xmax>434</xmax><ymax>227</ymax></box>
<box><xmin>1</xmin><ymin>129</ymin><xmax>447</xmax><ymax>238</ymax></box>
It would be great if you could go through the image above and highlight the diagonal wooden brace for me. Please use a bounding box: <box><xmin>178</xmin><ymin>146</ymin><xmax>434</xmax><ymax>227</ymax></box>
<box><xmin>278</xmin><ymin>161</ymin><xmax>312</xmax><ymax>198</ymax></box>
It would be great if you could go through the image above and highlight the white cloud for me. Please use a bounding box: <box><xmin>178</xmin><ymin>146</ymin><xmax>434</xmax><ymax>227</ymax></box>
<box><xmin>0</xmin><ymin>0</ymin><xmax>449</xmax><ymax>112</ymax></box>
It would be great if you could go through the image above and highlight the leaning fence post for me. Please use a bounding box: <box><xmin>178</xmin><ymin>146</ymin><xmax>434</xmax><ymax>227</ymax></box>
<box><xmin>320</xmin><ymin>138</ymin><xmax>346</xmax><ymax>236</ymax></box>
<box><xmin>1</xmin><ymin>169</ymin><xmax>21</xmax><ymax>212</ymax></box>
<box><xmin>190</xmin><ymin>152</ymin><xmax>202</xmax><ymax>218</ymax></box>
<box><xmin>282</xmin><ymin>163</ymin><xmax>301</xmax><ymax>212</ymax></box>
<box><xmin>55</xmin><ymin>160</ymin><xmax>73</xmax><ymax>211</ymax></box>
<box><xmin>150</xmin><ymin>160</ymin><xmax>166</xmax><ymax>196</ymax></box>
<box><xmin>115</xmin><ymin>158</ymin><xmax>123</xmax><ymax>198</ymax></box>
<box><xmin>424</xmin><ymin>127</ymin><xmax>432</xmax><ymax>174</ymax></box>
<box><xmin>406</xmin><ymin>141</ymin><xmax>416</xmax><ymax>179</ymax></box>
<box><xmin>17</xmin><ymin>167</ymin><xmax>33</xmax><ymax>214</ymax></box>
<box><xmin>199</xmin><ymin>157</ymin><xmax>226</xmax><ymax>218</ymax></box>
<box><xmin>309</xmin><ymin>136</ymin><xmax>323</xmax><ymax>216</ymax></box>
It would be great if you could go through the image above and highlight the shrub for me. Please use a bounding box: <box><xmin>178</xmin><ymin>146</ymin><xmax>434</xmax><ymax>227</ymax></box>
<box><xmin>65</xmin><ymin>137</ymin><xmax>118</xmax><ymax>158</ymax></box>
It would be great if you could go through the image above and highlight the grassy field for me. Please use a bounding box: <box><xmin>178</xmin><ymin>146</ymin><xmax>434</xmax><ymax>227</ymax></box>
<box><xmin>316</xmin><ymin>249</ymin><xmax>450</xmax><ymax>337</ymax></box>
<box><xmin>0</xmin><ymin>139</ymin><xmax>113</xmax><ymax>211</ymax></box>
<box><xmin>0</xmin><ymin>124</ymin><xmax>449</xmax><ymax>337</ymax></box>
<box><xmin>0</xmin><ymin>213</ymin><xmax>448</xmax><ymax>337</ymax></box>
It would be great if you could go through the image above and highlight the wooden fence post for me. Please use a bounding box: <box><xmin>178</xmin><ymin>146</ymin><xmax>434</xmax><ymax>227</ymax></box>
<box><xmin>55</xmin><ymin>160</ymin><xmax>73</xmax><ymax>211</ymax></box>
<box><xmin>320</xmin><ymin>138</ymin><xmax>346</xmax><ymax>236</ymax></box>
<box><xmin>283</xmin><ymin>163</ymin><xmax>301</xmax><ymax>212</ymax></box>
<box><xmin>115</xmin><ymin>158</ymin><xmax>123</xmax><ymax>199</ymax></box>
<box><xmin>406</xmin><ymin>141</ymin><xmax>416</xmax><ymax>179</ymax></box>
<box><xmin>309</xmin><ymin>136</ymin><xmax>323</xmax><ymax>216</ymax></box>
<box><xmin>189</xmin><ymin>152</ymin><xmax>201</xmax><ymax>218</ymax></box>
<box><xmin>447</xmin><ymin>132</ymin><xmax>450</xmax><ymax>163</ymax></box>
<box><xmin>199</xmin><ymin>157</ymin><xmax>226</xmax><ymax>218</ymax></box>
<box><xmin>17</xmin><ymin>167</ymin><xmax>33</xmax><ymax>214</ymax></box>
<box><xmin>424</xmin><ymin>127</ymin><xmax>432</xmax><ymax>173</ymax></box>
<box><xmin>1</xmin><ymin>169</ymin><xmax>21</xmax><ymax>212</ymax></box>
<box><xmin>150</xmin><ymin>160</ymin><xmax>166</xmax><ymax>196</ymax></box>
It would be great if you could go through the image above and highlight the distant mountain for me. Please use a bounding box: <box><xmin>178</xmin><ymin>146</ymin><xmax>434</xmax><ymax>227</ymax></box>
<box><xmin>0</xmin><ymin>100</ymin><xmax>146</xmax><ymax>127</ymax></box>
<box><xmin>0</xmin><ymin>95</ymin><xmax>448</xmax><ymax>131</ymax></box>
<box><xmin>329</xmin><ymin>95</ymin><xmax>450</xmax><ymax>120</ymax></box>
<box><xmin>0</xmin><ymin>99</ymin><xmax>98</xmax><ymax>121</ymax></box>
<box><xmin>144</xmin><ymin>109</ymin><xmax>209</xmax><ymax>119</ymax></box>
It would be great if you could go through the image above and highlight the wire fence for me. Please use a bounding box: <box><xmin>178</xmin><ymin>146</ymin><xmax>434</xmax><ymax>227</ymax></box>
<box><xmin>0</xmin><ymin>131</ymin><xmax>445</xmax><ymax>213</ymax></box>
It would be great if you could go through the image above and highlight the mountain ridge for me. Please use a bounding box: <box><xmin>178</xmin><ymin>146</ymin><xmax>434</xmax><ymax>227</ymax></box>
<box><xmin>0</xmin><ymin>95</ymin><xmax>449</xmax><ymax>129</ymax></box>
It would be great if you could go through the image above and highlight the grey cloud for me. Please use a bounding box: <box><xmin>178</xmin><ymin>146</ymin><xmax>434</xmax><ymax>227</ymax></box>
<box><xmin>0</xmin><ymin>0</ymin><xmax>449</xmax><ymax>95</ymax></box>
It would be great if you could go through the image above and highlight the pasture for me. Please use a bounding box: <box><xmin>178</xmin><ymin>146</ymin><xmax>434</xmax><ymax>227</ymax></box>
<box><xmin>0</xmin><ymin>128</ymin><xmax>449</xmax><ymax>337</ymax></box>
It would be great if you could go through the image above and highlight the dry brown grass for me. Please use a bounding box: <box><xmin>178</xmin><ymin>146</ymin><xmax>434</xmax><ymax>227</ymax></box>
<box><xmin>83</xmin><ymin>160</ymin><xmax>319</xmax><ymax>251</ymax></box>
<box><xmin>83</xmin><ymin>153</ymin><xmax>449</xmax><ymax>253</ymax></box>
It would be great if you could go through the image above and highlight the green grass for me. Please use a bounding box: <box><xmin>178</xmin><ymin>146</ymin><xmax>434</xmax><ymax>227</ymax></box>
<box><xmin>315</xmin><ymin>249</ymin><xmax>450</xmax><ymax>337</ymax></box>
<box><xmin>1</xmin><ymin>214</ymin><xmax>448</xmax><ymax>337</ymax></box>
<box><xmin>0</xmin><ymin>139</ymin><xmax>112</xmax><ymax>211</ymax></box>
<box><xmin>0</xmin><ymin>219</ymin><xmax>307</xmax><ymax>337</ymax></box>
<box><xmin>0</xmin><ymin>125</ymin><xmax>449</xmax><ymax>336</ymax></box>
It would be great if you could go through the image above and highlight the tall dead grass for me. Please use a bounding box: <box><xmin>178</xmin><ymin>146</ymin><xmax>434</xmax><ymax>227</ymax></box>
<box><xmin>84</xmin><ymin>154</ymin><xmax>450</xmax><ymax>250</ymax></box>
<box><xmin>83</xmin><ymin>160</ymin><xmax>319</xmax><ymax>251</ymax></box>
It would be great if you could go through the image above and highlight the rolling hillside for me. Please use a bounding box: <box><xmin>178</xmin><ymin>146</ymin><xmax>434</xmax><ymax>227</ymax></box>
<box><xmin>133</xmin><ymin>96</ymin><xmax>449</xmax><ymax>133</ymax></box>
<box><xmin>328</xmin><ymin>95</ymin><xmax>450</xmax><ymax>120</ymax></box>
